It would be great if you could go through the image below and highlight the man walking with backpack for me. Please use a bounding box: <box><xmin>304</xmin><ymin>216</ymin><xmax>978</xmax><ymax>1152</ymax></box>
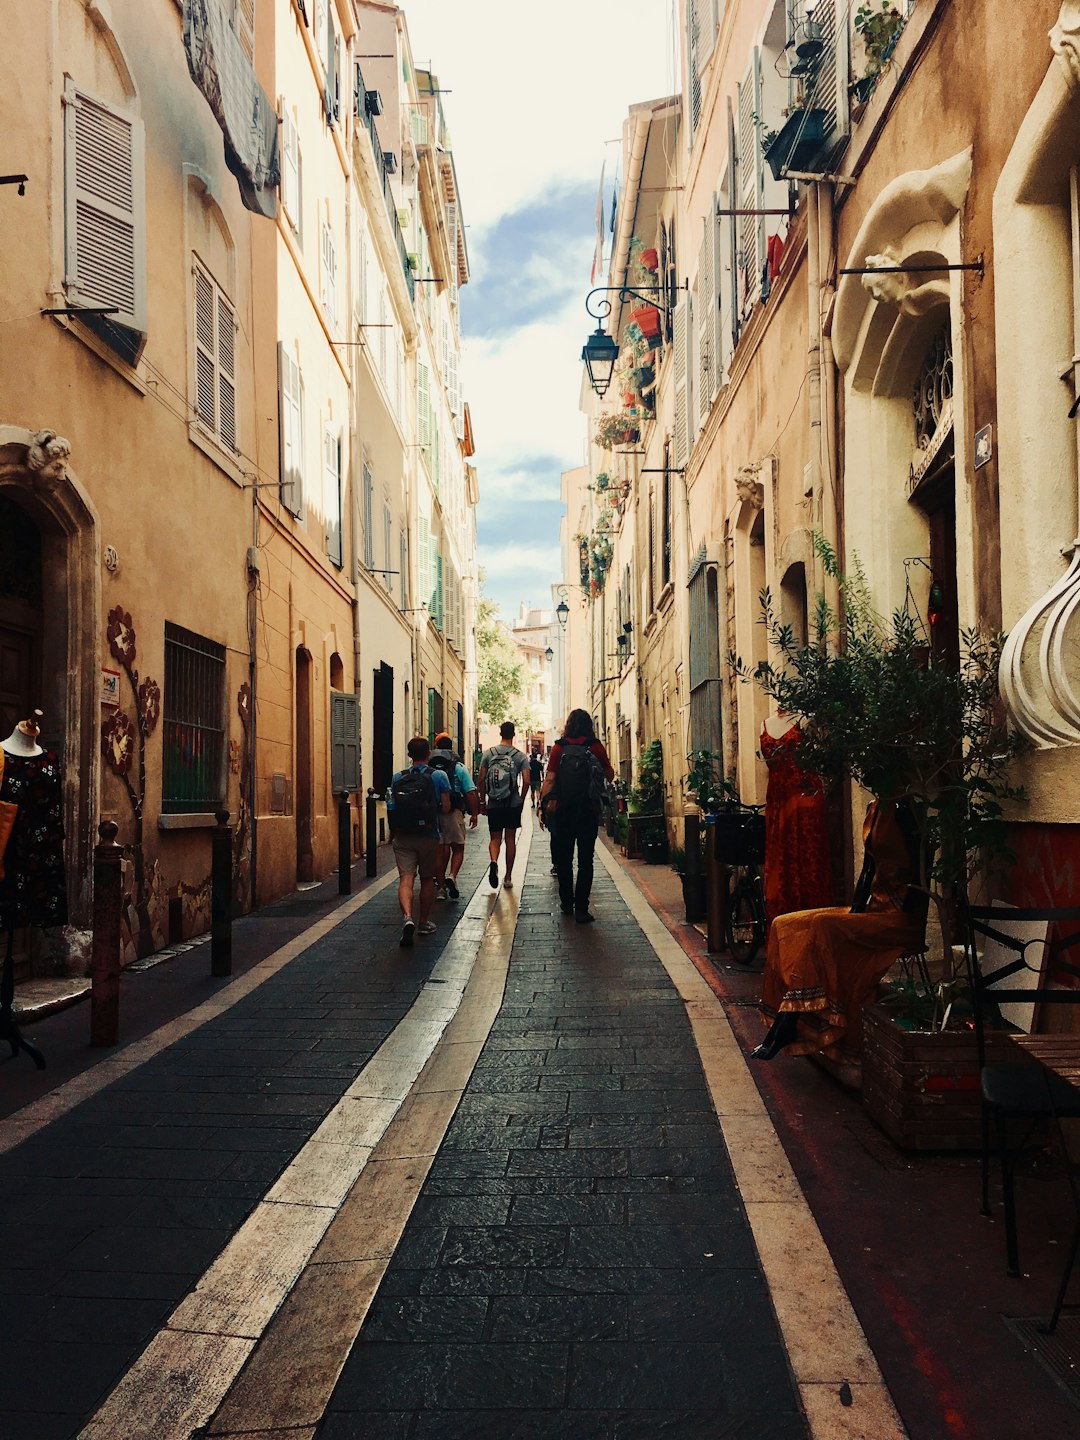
<box><xmin>478</xmin><ymin>721</ymin><xmax>529</xmax><ymax>891</ymax></box>
<box><xmin>429</xmin><ymin>731</ymin><xmax>479</xmax><ymax>901</ymax></box>
<box><xmin>388</xmin><ymin>736</ymin><xmax>451</xmax><ymax>948</ymax></box>
<box><xmin>539</xmin><ymin>708</ymin><xmax>614</xmax><ymax>923</ymax></box>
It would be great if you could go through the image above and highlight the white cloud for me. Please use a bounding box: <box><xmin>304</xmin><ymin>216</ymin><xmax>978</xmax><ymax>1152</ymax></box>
<box><xmin>400</xmin><ymin>2</ymin><xmax>680</xmax><ymax>236</ymax></box>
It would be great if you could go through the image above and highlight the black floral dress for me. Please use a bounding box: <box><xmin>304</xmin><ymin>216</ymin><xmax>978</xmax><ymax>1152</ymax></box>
<box><xmin>0</xmin><ymin>750</ymin><xmax>68</xmax><ymax>930</ymax></box>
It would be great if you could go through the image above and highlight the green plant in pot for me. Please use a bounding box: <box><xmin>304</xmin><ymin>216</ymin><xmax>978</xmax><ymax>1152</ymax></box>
<box><xmin>730</xmin><ymin>534</ymin><xmax>1027</xmax><ymax>1028</ymax></box>
<box><xmin>854</xmin><ymin>1</ymin><xmax>905</xmax><ymax>80</ymax></box>
<box><xmin>629</xmin><ymin>738</ymin><xmax>664</xmax><ymax>815</ymax></box>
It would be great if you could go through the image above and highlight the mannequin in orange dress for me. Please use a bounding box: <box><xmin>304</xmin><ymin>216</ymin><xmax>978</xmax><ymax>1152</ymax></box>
<box><xmin>752</xmin><ymin>798</ymin><xmax>927</xmax><ymax>1061</ymax></box>
<box><xmin>760</xmin><ymin>714</ymin><xmax>833</xmax><ymax>924</ymax></box>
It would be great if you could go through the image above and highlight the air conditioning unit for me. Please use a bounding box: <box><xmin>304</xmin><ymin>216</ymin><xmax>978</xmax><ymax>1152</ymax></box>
<box><xmin>365</xmin><ymin>88</ymin><xmax>383</xmax><ymax>116</ymax></box>
<box><xmin>382</xmin><ymin>151</ymin><xmax>398</xmax><ymax>174</ymax></box>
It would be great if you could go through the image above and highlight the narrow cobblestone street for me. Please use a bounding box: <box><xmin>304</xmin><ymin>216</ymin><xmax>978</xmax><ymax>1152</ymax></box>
<box><xmin>0</xmin><ymin>821</ymin><xmax>901</xmax><ymax>1440</ymax></box>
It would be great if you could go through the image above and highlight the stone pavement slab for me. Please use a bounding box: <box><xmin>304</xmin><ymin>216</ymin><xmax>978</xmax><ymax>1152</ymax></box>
<box><xmin>319</xmin><ymin>838</ymin><xmax>810</xmax><ymax>1438</ymax></box>
<box><xmin>0</xmin><ymin>843</ymin><xmax>491</xmax><ymax>1439</ymax></box>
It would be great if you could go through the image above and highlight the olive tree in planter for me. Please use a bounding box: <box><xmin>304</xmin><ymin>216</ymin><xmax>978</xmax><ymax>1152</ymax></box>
<box><xmin>732</xmin><ymin>536</ymin><xmax>1027</xmax><ymax>1144</ymax></box>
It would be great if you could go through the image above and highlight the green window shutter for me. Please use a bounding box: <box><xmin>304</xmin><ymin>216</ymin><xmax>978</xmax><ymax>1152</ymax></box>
<box><xmin>330</xmin><ymin>691</ymin><xmax>360</xmax><ymax>793</ymax></box>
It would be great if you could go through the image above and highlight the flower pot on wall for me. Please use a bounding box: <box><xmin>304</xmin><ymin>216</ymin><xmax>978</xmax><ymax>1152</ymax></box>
<box><xmin>640</xmin><ymin>247</ymin><xmax>659</xmax><ymax>272</ymax></box>
<box><xmin>629</xmin><ymin>305</ymin><xmax>662</xmax><ymax>340</ymax></box>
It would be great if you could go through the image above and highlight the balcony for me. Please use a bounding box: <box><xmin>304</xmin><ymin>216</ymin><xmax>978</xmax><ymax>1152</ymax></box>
<box><xmin>354</xmin><ymin>63</ymin><xmax>415</xmax><ymax>301</ymax></box>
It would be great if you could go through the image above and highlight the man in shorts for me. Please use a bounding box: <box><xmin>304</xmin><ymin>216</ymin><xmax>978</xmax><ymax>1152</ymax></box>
<box><xmin>529</xmin><ymin>750</ymin><xmax>544</xmax><ymax>809</ymax></box>
<box><xmin>388</xmin><ymin>736</ymin><xmax>451</xmax><ymax>948</ymax></box>
<box><xmin>478</xmin><ymin>721</ymin><xmax>529</xmax><ymax>891</ymax></box>
<box><xmin>430</xmin><ymin>731</ymin><xmax>479</xmax><ymax>900</ymax></box>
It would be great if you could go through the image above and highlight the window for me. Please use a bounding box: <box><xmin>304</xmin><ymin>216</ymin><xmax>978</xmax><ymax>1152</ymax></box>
<box><xmin>278</xmin><ymin>342</ymin><xmax>305</xmax><ymax>515</ymax></box>
<box><xmin>193</xmin><ymin>258</ymin><xmax>238</xmax><ymax>453</ymax></box>
<box><xmin>162</xmin><ymin>623</ymin><xmax>226</xmax><ymax>814</ymax></box>
<box><xmin>418</xmin><ymin>363</ymin><xmax>431</xmax><ymax>453</ymax></box>
<box><xmin>226</xmin><ymin>0</ymin><xmax>256</xmax><ymax>61</ymax></box>
<box><xmin>662</xmin><ymin>449</ymin><xmax>673</xmax><ymax>588</ymax></box>
<box><xmin>399</xmin><ymin>529</ymin><xmax>408</xmax><ymax>608</ymax></box>
<box><xmin>321</xmin><ymin>221</ymin><xmax>337</xmax><ymax>322</ymax></box>
<box><xmin>383</xmin><ymin>502</ymin><xmax>393</xmax><ymax>591</ymax></box>
<box><xmin>281</xmin><ymin>108</ymin><xmax>303</xmax><ymax>242</ymax></box>
<box><xmin>62</xmin><ymin>79</ymin><xmax>146</xmax><ymax>363</ymax></box>
<box><xmin>324</xmin><ymin>425</ymin><xmax>342</xmax><ymax>566</ymax></box>
<box><xmin>362</xmin><ymin>461</ymin><xmax>374</xmax><ymax>567</ymax></box>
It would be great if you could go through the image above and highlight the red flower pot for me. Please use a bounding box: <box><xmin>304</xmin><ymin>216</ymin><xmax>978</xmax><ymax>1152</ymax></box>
<box><xmin>640</xmin><ymin>248</ymin><xmax>659</xmax><ymax>272</ymax></box>
<box><xmin>630</xmin><ymin>304</ymin><xmax>661</xmax><ymax>339</ymax></box>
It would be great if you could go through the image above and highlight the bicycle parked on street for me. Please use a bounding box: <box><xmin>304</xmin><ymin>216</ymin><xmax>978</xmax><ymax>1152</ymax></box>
<box><xmin>711</xmin><ymin>800</ymin><xmax>767</xmax><ymax>964</ymax></box>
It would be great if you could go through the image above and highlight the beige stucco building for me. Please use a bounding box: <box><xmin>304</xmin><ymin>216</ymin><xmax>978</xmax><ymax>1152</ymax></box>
<box><xmin>566</xmin><ymin>0</ymin><xmax>1080</xmax><ymax>898</ymax></box>
<box><xmin>0</xmin><ymin>0</ymin><xmax>477</xmax><ymax>978</ymax></box>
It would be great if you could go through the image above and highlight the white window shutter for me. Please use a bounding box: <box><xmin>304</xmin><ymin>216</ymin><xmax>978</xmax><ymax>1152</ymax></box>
<box><xmin>687</xmin><ymin>0</ymin><xmax>701</xmax><ymax>135</ymax></box>
<box><xmin>325</xmin><ymin>428</ymin><xmax>342</xmax><ymax>566</ymax></box>
<box><xmin>231</xmin><ymin>0</ymin><xmax>255</xmax><ymax>62</ymax></box>
<box><xmin>362</xmin><ymin>461</ymin><xmax>374</xmax><ymax>567</ymax></box>
<box><xmin>712</xmin><ymin>187</ymin><xmax>729</xmax><ymax>386</ymax></box>
<box><xmin>814</xmin><ymin>0</ymin><xmax>851</xmax><ymax>155</ymax></box>
<box><xmin>737</xmin><ymin>61</ymin><xmax>762</xmax><ymax>317</ymax></box>
<box><xmin>419</xmin><ymin>516</ymin><xmax>431</xmax><ymax>613</ymax></box>
<box><xmin>63</xmin><ymin>79</ymin><xmax>146</xmax><ymax>337</ymax></box>
<box><xmin>673</xmin><ymin>297</ymin><xmax>688</xmax><ymax>469</ymax></box>
<box><xmin>278</xmin><ymin>342</ymin><xmax>304</xmax><ymax>516</ymax></box>
<box><xmin>752</xmin><ymin>48</ymin><xmax>766</xmax><ymax>278</ymax></box>
<box><xmin>217</xmin><ymin>290</ymin><xmax>237</xmax><ymax>452</ymax></box>
<box><xmin>699</xmin><ymin>0</ymin><xmax>716</xmax><ymax>65</ymax></box>
<box><xmin>697</xmin><ymin>228</ymin><xmax>714</xmax><ymax>421</ymax></box>
<box><xmin>418</xmin><ymin>363</ymin><xmax>431</xmax><ymax>450</ymax></box>
<box><xmin>194</xmin><ymin>266</ymin><xmax>216</xmax><ymax>433</ymax></box>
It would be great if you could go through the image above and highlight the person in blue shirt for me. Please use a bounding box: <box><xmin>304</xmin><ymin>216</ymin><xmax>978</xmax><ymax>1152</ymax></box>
<box><xmin>388</xmin><ymin>736</ymin><xmax>451</xmax><ymax>948</ymax></box>
<box><xmin>430</xmin><ymin>731</ymin><xmax>479</xmax><ymax>901</ymax></box>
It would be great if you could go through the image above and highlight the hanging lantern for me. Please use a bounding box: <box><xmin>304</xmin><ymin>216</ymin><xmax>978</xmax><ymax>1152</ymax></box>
<box><xmin>927</xmin><ymin>581</ymin><xmax>944</xmax><ymax>627</ymax></box>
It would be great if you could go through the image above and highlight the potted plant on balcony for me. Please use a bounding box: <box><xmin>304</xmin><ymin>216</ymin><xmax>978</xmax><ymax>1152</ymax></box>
<box><xmin>731</xmin><ymin>535</ymin><xmax>1028</xmax><ymax>1145</ymax></box>
<box><xmin>763</xmin><ymin>107</ymin><xmax>829</xmax><ymax>182</ymax></box>
<box><xmin>595</xmin><ymin>412</ymin><xmax>640</xmax><ymax>450</ymax></box>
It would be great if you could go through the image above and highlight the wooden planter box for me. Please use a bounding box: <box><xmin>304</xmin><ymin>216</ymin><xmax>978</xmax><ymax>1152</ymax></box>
<box><xmin>861</xmin><ymin>1001</ymin><xmax>1022</xmax><ymax>1152</ymax></box>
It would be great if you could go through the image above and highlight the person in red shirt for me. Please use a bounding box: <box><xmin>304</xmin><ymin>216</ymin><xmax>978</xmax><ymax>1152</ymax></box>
<box><xmin>539</xmin><ymin>708</ymin><xmax>614</xmax><ymax>923</ymax></box>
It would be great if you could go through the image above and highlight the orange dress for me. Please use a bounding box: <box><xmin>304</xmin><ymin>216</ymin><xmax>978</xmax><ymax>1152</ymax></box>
<box><xmin>760</xmin><ymin>799</ymin><xmax>926</xmax><ymax>1061</ymax></box>
<box><xmin>761</xmin><ymin>722</ymin><xmax>834</xmax><ymax>924</ymax></box>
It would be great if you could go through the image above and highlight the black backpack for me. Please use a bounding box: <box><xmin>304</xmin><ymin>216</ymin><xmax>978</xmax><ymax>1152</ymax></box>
<box><xmin>555</xmin><ymin>742</ymin><xmax>606</xmax><ymax>808</ymax></box>
<box><xmin>390</xmin><ymin>765</ymin><xmax>438</xmax><ymax>834</ymax></box>
<box><xmin>429</xmin><ymin>749</ymin><xmax>465</xmax><ymax>811</ymax></box>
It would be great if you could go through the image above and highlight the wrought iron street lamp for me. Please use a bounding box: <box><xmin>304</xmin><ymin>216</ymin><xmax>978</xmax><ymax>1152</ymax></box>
<box><xmin>544</xmin><ymin>646</ymin><xmax>554</xmax><ymax>661</ymax></box>
<box><xmin>579</xmin><ymin>281</ymin><xmax>684</xmax><ymax>399</ymax></box>
<box><xmin>556</xmin><ymin>600</ymin><xmax>570</xmax><ymax>629</ymax></box>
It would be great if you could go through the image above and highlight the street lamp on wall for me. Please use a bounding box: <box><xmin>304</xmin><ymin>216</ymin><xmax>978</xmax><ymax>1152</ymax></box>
<box><xmin>544</xmin><ymin>646</ymin><xmax>554</xmax><ymax>661</ymax></box>
<box><xmin>556</xmin><ymin>600</ymin><xmax>570</xmax><ymax>629</ymax></box>
<box><xmin>579</xmin><ymin>281</ymin><xmax>685</xmax><ymax>399</ymax></box>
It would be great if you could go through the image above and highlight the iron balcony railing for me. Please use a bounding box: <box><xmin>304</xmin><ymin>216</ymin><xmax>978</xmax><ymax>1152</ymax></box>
<box><xmin>354</xmin><ymin>63</ymin><xmax>415</xmax><ymax>301</ymax></box>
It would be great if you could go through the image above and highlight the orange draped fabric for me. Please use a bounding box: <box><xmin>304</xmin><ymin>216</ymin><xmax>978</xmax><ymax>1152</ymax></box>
<box><xmin>760</xmin><ymin>799</ymin><xmax>926</xmax><ymax>1061</ymax></box>
<box><xmin>761</xmin><ymin>722</ymin><xmax>834</xmax><ymax>924</ymax></box>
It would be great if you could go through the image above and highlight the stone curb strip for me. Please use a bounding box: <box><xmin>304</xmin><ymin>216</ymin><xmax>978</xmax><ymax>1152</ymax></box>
<box><xmin>76</xmin><ymin>822</ymin><xmax>532</xmax><ymax>1440</ymax></box>
<box><xmin>594</xmin><ymin>841</ymin><xmax>909</xmax><ymax>1440</ymax></box>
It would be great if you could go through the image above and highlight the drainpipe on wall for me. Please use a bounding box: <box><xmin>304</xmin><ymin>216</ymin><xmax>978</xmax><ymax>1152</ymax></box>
<box><xmin>817</xmin><ymin>182</ymin><xmax>841</xmax><ymax>598</ymax></box>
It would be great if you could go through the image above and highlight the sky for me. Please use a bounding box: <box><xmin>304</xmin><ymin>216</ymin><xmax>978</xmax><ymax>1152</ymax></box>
<box><xmin>400</xmin><ymin>1</ymin><xmax>680</xmax><ymax>626</ymax></box>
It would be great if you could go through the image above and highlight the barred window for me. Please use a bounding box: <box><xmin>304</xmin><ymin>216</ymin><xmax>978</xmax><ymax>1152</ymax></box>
<box><xmin>162</xmin><ymin>622</ymin><xmax>226</xmax><ymax>813</ymax></box>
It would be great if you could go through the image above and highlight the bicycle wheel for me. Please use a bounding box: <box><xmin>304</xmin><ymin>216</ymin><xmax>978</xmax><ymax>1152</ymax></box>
<box><xmin>725</xmin><ymin>875</ymin><xmax>765</xmax><ymax>963</ymax></box>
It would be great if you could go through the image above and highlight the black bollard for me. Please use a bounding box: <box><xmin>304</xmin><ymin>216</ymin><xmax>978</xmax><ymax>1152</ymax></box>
<box><xmin>90</xmin><ymin>820</ymin><xmax>124</xmax><ymax>1047</ymax></box>
<box><xmin>337</xmin><ymin>790</ymin><xmax>351</xmax><ymax>895</ymax></box>
<box><xmin>705</xmin><ymin>819</ymin><xmax>725</xmax><ymax>954</ymax></box>
<box><xmin>365</xmin><ymin>788</ymin><xmax>378</xmax><ymax>878</ymax></box>
<box><xmin>684</xmin><ymin>814</ymin><xmax>704</xmax><ymax>924</ymax></box>
<box><xmin>211</xmin><ymin>810</ymin><xmax>233</xmax><ymax>977</ymax></box>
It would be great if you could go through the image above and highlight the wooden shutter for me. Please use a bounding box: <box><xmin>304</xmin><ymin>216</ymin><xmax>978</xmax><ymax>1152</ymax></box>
<box><xmin>436</xmin><ymin>550</ymin><xmax>444</xmax><ymax>629</ymax></box>
<box><xmin>697</xmin><ymin>227</ymin><xmax>714</xmax><ymax>421</ymax></box>
<box><xmin>687</xmin><ymin>0</ymin><xmax>701</xmax><ymax>135</ymax></box>
<box><xmin>418</xmin><ymin>363</ymin><xmax>431</xmax><ymax>451</ymax></box>
<box><xmin>282</xmin><ymin>109</ymin><xmax>299</xmax><ymax>229</ymax></box>
<box><xmin>321</xmin><ymin>222</ymin><xmax>336</xmax><ymax>321</ymax></box>
<box><xmin>673</xmin><ymin>297</ymin><xmax>688</xmax><ymax>468</ymax></box>
<box><xmin>325</xmin><ymin>428</ymin><xmax>342</xmax><ymax>566</ymax></box>
<box><xmin>737</xmin><ymin>56</ymin><xmax>764</xmax><ymax>317</ymax></box>
<box><xmin>278</xmin><ymin>342</ymin><xmax>303</xmax><ymax>516</ymax></box>
<box><xmin>399</xmin><ymin>530</ymin><xmax>408</xmax><ymax>607</ymax></box>
<box><xmin>330</xmin><ymin>691</ymin><xmax>360</xmax><ymax>794</ymax></box>
<box><xmin>232</xmin><ymin>0</ymin><xmax>256</xmax><ymax>62</ymax></box>
<box><xmin>362</xmin><ymin>461</ymin><xmax>374</xmax><ymax>567</ymax></box>
<box><xmin>812</xmin><ymin>0</ymin><xmax>851</xmax><ymax>156</ymax></box>
<box><xmin>713</xmin><ymin>185</ymin><xmax>729</xmax><ymax>386</ymax></box>
<box><xmin>217</xmin><ymin>287</ymin><xmax>237</xmax><ymax>452</ymax></box>
<box><xmin>726</xmin><ymin>101</ymin><xmax>740</xmax><ymax>347</ymax></box>
<box><xmin>383</xmin><ymin>503</ymin><xmax>392</xmax><ymax>591</ymax></box>
<box><xmin>419</xmin><ymin>515</ymin><xmax>431</xmax><ymax>613</ymax></box>
<box><xmin>194</xmin><ymin>265</ymin><xmax>217</xmax><ymax>433</ymax></box>
<box><xmin>63</xmin><ymin>79</ymin><xmax>146</xmax><ymax>336</ymax></box>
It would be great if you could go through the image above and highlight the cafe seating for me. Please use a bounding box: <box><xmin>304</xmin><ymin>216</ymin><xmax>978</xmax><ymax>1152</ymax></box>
<box><xmin>965</xmin><ymin>900</ymin><xmax>1080</xmax><ymax>1329</ymax></box>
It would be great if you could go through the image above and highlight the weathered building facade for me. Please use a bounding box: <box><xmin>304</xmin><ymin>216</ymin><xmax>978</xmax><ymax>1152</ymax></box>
<box><xmin>0</xmin><ymin>0</ymin><xmax>478</xmax><ymax>977</ymax></box>
<box><xmin>566</xmin><ymin>0</ymin><xmax>1080</xmax><ymax>894</ymax></box>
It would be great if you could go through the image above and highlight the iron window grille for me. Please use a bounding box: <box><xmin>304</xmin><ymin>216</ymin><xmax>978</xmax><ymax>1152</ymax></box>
<box><xmin>162</xmin><ymin>622</ymin><xmax>226</xmax><ymax>813</ymax></box>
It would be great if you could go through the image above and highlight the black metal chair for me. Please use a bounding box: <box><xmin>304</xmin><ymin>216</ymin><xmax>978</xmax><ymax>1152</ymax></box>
<box><xmin>965</xmin><ymin>900</ymin><xmax>1080</xmax><ymax>1328</ymax></box>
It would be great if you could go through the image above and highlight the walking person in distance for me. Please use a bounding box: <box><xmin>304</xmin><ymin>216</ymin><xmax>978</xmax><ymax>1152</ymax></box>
<box><xmin>478</xmin><ymin>721</ymin><xmax>529</xmax><ymax>891</ymax></box>
<box><xmin>529</xmin><ymin>750</ymin><xmax>543</xmax><ymax>809</ymax></box>
<box><xmin>429</xmin><ymin>730</ymin><xmax>479</xmax><ymax>900</ymax></box>
<box><xmin>388</xmin><ymin>736</ymin><xmax>451</xmax><ymax>948</ymax></box>
<box><xmin>539</xmin><ymin>709</ymin><xmax>614</xmax><ymax>923</ymax></box>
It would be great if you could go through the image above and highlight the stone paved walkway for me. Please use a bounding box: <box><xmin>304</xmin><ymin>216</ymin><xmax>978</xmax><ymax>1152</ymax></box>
<box><xmin>318</xmin><ymin>841</ymin><xmax>807</xmax><ymax>1439</ymax></box>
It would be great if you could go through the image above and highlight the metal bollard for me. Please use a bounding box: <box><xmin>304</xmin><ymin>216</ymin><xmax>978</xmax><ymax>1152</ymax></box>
<box><xmin>337</xmin><ymin>790</ymin><xmax>352</xmax><ymax>895</ymax></box>
<box><xmin>704</xmin><ymin>820</ymin><xmax>725</xmax><ymax>954</ymax></box>
<box><xmin>211</xmin><ymin>810</ymin><xmax>233</xmax><ymax>977</ymax></box>
<box><xmin>365</xmin><ymin>788</ymin><xmax>378</xmax><ymax>878</ymax></box>
<box><xmin>90</xmin><ymin>820</ymin><xmax>124</xmax><ymax>1047</ymax></box>
<box><xmin>684</xmin><ymin>814</ymin><xmax>704</xmax><ymax>924</ymax></box>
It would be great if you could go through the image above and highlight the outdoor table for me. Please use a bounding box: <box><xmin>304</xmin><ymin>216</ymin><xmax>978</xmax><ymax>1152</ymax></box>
<box><xmin>1009</xmin><ymin>1033</ymin><xmax>1080</xmax><ymax>1090</ymax></box>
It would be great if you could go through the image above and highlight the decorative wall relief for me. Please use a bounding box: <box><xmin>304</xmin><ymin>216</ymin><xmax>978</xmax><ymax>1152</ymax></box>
<box><xmin>100</xmin><ymin>606</ymin><xmax>164</xmax><ymax>957</ymax></box>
